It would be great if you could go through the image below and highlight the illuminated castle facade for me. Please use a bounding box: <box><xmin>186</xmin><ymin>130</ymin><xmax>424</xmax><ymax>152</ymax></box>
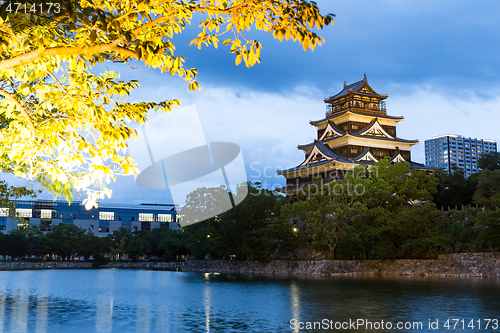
<box><xmin>277</xmin><ymin>75</ymin><xmax>433</xmax><ymax>193</ymax></box>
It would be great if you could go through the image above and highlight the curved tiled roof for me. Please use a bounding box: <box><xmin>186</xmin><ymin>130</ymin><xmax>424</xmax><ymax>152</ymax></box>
<box><xmin>324</xmin><ymin>77</ymin><xmax>387</xmax><ymax>103</ymax></box>
<box><xmin>276</xmin><ymin>159</ymin><xmax>337</xmax><ymax>174</ymax></box>
<box><xmin>315</xmin><ymin>140</ymin><xmax>347</xmax><ymax>161</ymax></box>
<box><xmin>310</xmin><ymin>109</ymin><xmax>404</xmax><ymax>126</ymax></box>
<box><xmin>390</xmin><ymin>150</ymin><xmax>406</xmax><ymax>161</ymax></box>
<box><xmin>352</xmin><ymin>148</ymin><xmax>378</xmax><ymax>162</ymax></box>
<box><xmin>299</xmin><ymin>133</ymin><xmax>418</xmax><ymax>151</ymax></box>
<box><xmin>327</xmin><ymin>120</ymin><xmax>346</xmax><ymax>135</ymax></box>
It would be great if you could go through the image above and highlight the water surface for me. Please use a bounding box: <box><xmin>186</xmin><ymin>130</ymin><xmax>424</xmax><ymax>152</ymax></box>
<box><xmin>0</xmin><ymin>269</ymin><xmax>498</xmax><ymax>332</ymax></box>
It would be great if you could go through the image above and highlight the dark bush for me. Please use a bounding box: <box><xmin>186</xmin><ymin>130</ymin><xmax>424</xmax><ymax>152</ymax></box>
<box><xmin>25</xmin><ymin>257</ymin><xmax>43</xmax><ymax>262</ymax></box>
<box><xmin>92</xmin><ymin>254</ymin><xmax>111</xmax><ymax>268</ymax></box>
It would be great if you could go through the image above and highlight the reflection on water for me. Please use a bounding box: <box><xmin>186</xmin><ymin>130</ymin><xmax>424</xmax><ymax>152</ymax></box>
<box><xmin>0</xmin><ymin>270</ymin><xmax>496</xmax><ymax>332</ymax></box>
<box><xmin>290</xmin><ymin>280</ymin><xmax>300</xmax><ymax>333</ymax></box>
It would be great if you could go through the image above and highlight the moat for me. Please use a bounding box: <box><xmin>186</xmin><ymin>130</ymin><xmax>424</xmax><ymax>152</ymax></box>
<box><xmin>0</xmin><ymin>269</ymin><xmax>498</xmax><ymax>332</ymax></box>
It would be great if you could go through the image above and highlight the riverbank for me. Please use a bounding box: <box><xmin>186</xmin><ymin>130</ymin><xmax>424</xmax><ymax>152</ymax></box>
<box><xmin>0</xmin><ymin>253</ymin><xmax>498</xmax><ymax>277</ymax></box>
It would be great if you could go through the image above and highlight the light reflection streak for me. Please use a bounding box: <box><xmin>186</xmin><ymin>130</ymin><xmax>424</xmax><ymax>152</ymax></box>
<box><xmin>35</xmin><ymin>272</ymin><xmax>50</xmax><ymax>333</ymax></box>
<box><xmin>11</xmin><ymin>288</ymin><xmax>28</xmax><ymax>333</ymax></box>
<box><xmin>0</xmin><ymin>292</ymin><xmax>5</xmax><ymax>333</ymax></box>
<box><xmin>204</xmin><ymin>276</ymin><xmax>212</xmax><ymax>333</ymax></box>
<box><xmin>136</xmin><ymin>271</ymin><xmax>152</xmax><ymax>332</ymax></box>
<box><xmin>96</xmin><ymin>270</ymin><xmax>114</xmax><ymax>333</ymax></box>
<box><xmin>35</xmin><ymin>297</ymin><xmax>48</xmax><ymax>333</ymax></box>
<box><xmin>290</xmin><ymin>280</ymin><xmax>300</xmax><ymax>333</ymax></box>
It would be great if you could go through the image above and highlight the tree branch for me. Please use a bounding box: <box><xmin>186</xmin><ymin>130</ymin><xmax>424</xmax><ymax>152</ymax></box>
<box><xmin>0</xmin><ymin>39</ymin><xmax>124</xmax><ymax>71</ymax></box>
<box><xmin>36</xmin><ymin>116</ymin><xmax>70</xmax><ymax>129</ymax></box>
<box><xmin>0</xmin><ymin>88</ymin><xmax>36</xmax><ymax>134</ymax></box>
<box><xmin>192</xmin><ymin>0</ymin><xmax>260</xmax><ymax>14</ymax></box>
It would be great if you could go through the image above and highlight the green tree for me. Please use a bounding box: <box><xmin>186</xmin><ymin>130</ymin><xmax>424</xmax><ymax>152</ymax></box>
<box><xmin>446</xmin><ymin>209</ymin><xmax>478</xmax><ymax>252</ymax></box>
<box><xmin>47</xmin><ymin>223</ymin><xmax>85</xmax><ymax>260</ymax></box>
<box><xmin>433</xmin><ymin>166</ymin><xmax>478</xmax><ymax>210</ymax></box>
<box><xmin>108</xmin><ymin>227</ymin><xmax>131</xmax><ymax>260</ymax></box>
<box><xmin>127</xmin><ymin>226</ymin><xmax>150</xmax><ymax>261</ymax></box>
<box><xmin>362</xmin><ymin>159</ymin><xmax>441</xmax><ymax>259</ymax></box>
<box><xmin>214</xmin><ymin>183</ymin><xmax>287</xmax><ymax>261</ymax></box>
<box><xmin>389</xmin><ymin>204</ymin><xmax>452</xmax><ymax>258</ymax></box>
<box><xmin>157</xmin><ymin>228</ymin><xmax>188</xmax><ymax>261</ymax></box>
<box><xmin>180</xmin><ymin>182</ymin><xmax>288</xmax><ymax>260</ymax></box>
<box><xmin>4</xmin><ymin>227</ymin><xmax>29</xmax><ymax>260</ymax></box>
<box><xmin>283</xmin><ymin>168</ymin><xmax>370</xmax><ymax>259</ymax></box>
<box><xmin>0</xmin><ymin>1</ymin><xmax>334</xmax><ymax>206</ymax></box>
<box><xmin>76</xmin><ymin>233</ymin><xmax>106</xmax><ymax>261</ymax></box>
<box><xmin>473</xmin><ymin>169</ymin><xmax>500</xmax><ymax>209</ymax></box>
<box><xmin>25</xmin><ymin>225</ymin><xmax>49</xmax><ymax>257</ymax></box>
<box><xmin>475</xmin><ymin>208</ymin><xmax>500</xmax><ymax>251</ymax></box>
<box><xmin>478</xmin><ymin>151</ymin><xmax>500</xmax><ymax>171</ymax></box>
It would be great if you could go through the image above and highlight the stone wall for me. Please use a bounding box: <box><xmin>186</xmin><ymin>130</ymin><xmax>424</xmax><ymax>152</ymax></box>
<box><xmin>0</xmin><ymin>261</ymin><xmax>183</xmax><ymax>271</ymax></box>
<box><xmin>0</xmin><ymin>253</ymin><xmax>498</xmax><ymax>277</ymax></box>
<box><xmin>180</xmin><ymin>253</ymin><xmax>500</xmax><ymax>277</ymax></box>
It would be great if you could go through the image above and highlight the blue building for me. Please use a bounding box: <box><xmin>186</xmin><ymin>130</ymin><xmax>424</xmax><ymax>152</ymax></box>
<box><xmin>0</xmin><ymin>200</ymin><xmax>178</xmax><ymax>235</ymax></box>
<box><xmin>425</xmin><ymin>134</ymin><xmax>497</xmax><ymax>176</ymax></box>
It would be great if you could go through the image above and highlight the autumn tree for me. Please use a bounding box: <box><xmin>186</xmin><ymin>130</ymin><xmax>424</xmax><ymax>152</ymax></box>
<box><xmin>0</xmin><ymin>0</ymin><xmax>334</xmax><ymax>207</ymax></box>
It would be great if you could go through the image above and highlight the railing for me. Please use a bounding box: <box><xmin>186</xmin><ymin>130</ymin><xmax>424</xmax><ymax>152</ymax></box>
<box><xmin>325</xmin><ymin>105</ymin><xmax>388</xmax><ymax>118</ymax></box>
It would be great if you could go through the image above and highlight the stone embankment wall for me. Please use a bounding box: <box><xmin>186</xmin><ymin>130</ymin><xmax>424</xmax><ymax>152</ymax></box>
<box><xmin>0</xmin><ymin>253</ymin><xmax>498</xmax><ymax>277</ymax></box>
<box><xmin>0</xmin><ymin>261</ymin><xmax>183</xmax><ymax>270</ymax></box>
<box><xmin>180</xmin><ymin>253</ymin><xmax>500</xmax><ymax>277</ymax></box>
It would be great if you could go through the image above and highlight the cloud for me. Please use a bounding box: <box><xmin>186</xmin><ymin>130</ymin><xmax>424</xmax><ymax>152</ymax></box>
<box><xmin>4</xmin><ymin>80</ymin><xmax>500</xmax><ymax>205</ymax></box>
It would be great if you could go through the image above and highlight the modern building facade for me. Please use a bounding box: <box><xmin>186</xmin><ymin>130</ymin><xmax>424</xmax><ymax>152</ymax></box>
<box><xmin>425</xmin><ymin>135</ymin><xmax>498</xmax><ymax>176</ymax></box>
<box><xmin>277</xmin><ymin>75</ymin><xmax>435</xmax><ymax>194</ymax></box>
<box><xmin>0</xmin><ymin>200</ymin><xmax>178</xmax><ymax>235</ymax></box>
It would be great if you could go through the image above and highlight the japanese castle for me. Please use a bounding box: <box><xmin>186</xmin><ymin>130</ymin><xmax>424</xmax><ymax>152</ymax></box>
<box><xmin>277</xmin><ymin>75</ymin><xmax>434</xmax><ymax>193</ymax></box>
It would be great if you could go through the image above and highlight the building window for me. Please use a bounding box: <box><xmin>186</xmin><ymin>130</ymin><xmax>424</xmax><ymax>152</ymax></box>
<box><xmin>99</xmin><ymin>211</ymin><xmax>114</xmax><ymax>220</ymax></box>
<box><xmin>141</xmin><ymin>222</ymin><xmax>151</xmax><ymax>231</ymax></box>
<box><xmin>139</xmin><ymin>213</ymin><xmax>154</xmax><ymax>222</ymax></box>
<box><xmin>41</xmin><ymin>209</ymin><xmax>52</xmax><ymax>219</ymax></box>
<box><xmin>0</xmin><ymin>208</ymin><xmax>8</xmax><ymax>217</ymax></box>
<box><xmin>158</xmin><ymin>214</ymin><xmax>172</xmax><ymax>223</ymax></box>
<box><xmin>16</xmin><ymin>208</ymin><xmax>32</xmax><ymax>218</ymax></box>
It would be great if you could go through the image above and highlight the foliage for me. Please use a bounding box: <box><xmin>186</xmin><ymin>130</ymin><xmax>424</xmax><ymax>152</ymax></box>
<box><xmin>433</xmin><ymin>166</ymin><xmax>478</xmax><ymax>210</ymax></box>
<box><xmin>0</xmin><ymin>180</ymin><xmax>37</xmax><ymax>220</ymax></box>
<box><xmin>473</xmin><ymin>169</ymin><xmax>500</xmax><ymax>209</ymax></box>
<box><xmin>478</xmin><ymin>151</ymin><xmax>500</xmax><ymax>171</ymax></box>
<box><xmin>127</xmin><ymin>226</ymin><xmax>151</xmax><ymax>261</ymax></box>
<box><xmin>181</xmin><ymin>182</ymin><xmax>290</xmax><ymax>260</ymax></box>
<box><xmin>76</xmin><ymin>233</ymin><xmax>106</xmax><ymax>261</ymax></box>
<box><xmin>0</xmin><ymin>0</ymin><xmax>334</xmax><ymax>207</ymax></box>
<box><xmin>388</xmin><ymin>204</ymin><xmax>452</xmax><ymax>259</ymax></box>
<box><xmin>155</xmin><ymin>228</ymin><xmax>188</xmax><ymax>261</ymax></box>
<box><xmin>283</xmin><ymin>159</ymin><xmax>449</xmax><ymax>259</ymax></box>
<box><xmin>4</xmin><ymin>227</ymin><xmax>30</xmax><ymax>259</ymax></box>
<box><xmin>47</xmin><ymin>222</ymin><xmax>86</xmax><ymax>260</ymax></box>
<box><xmin>283</xmin><ymin>169</ymin><xmax>370</xmax><ymax>259</ymax></box>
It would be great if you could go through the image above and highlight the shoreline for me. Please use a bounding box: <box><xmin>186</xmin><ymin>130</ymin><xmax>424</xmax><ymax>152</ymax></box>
<box><xmin>0</xmin><ymin>253</ymin><xmax>498</xmax><ymax>277</ymax></box>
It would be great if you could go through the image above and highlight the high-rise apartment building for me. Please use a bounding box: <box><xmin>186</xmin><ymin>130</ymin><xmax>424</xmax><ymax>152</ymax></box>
<box><xmin>425</xmin><ymin>135</ymin><xmax>497</xmax><ymax>176</ymax></box>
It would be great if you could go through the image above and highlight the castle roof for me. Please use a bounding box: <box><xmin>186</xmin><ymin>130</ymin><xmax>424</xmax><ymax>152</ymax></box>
<box><xmin>297</xmin><ymin>133</ymin><xmax>418</xmax><ymax>150</ymax></box>
<box><xmin>324</xmin><ymin>75</ymin><xmax>387</xmax><ymax>103</ymax></box>
<box><xmin>310</xmin><ymin>109</ymin><xmax>403</xmax><ymax>126</ymax></box>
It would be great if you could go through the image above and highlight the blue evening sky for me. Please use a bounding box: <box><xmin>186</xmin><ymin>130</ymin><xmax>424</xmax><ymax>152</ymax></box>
<box><xmin>7</xmin><ymin>0</ymin><xmax>500</xmax><ymax>205</ymax></box>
